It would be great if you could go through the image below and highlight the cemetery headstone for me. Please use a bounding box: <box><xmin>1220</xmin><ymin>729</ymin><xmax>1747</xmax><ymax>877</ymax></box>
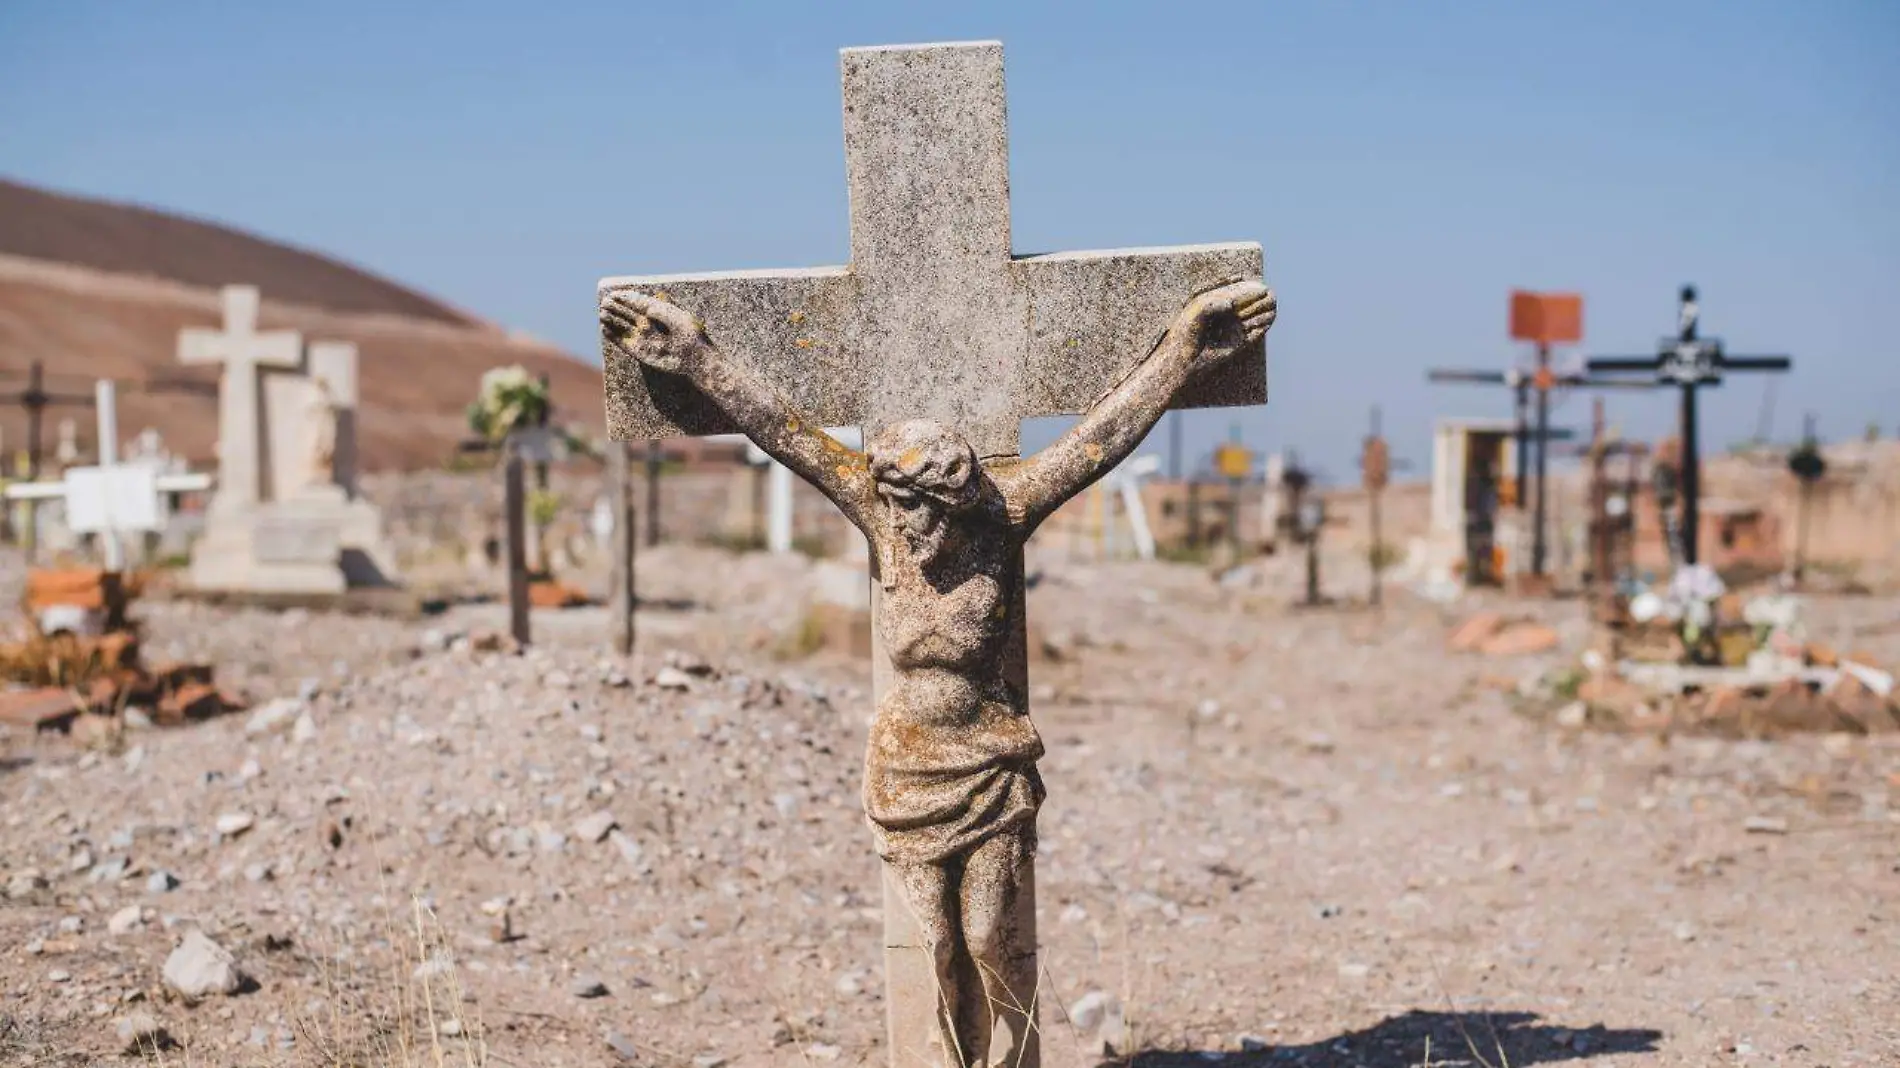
<box><xmin>178</xmin><ymin>286</ymin><xmax>399</xmax><ymax>594</ymax></box>
<box><xmin>599</xmin><ymin>41</ymin><xmax>1271</xmax><ymax>1066</ymax></box>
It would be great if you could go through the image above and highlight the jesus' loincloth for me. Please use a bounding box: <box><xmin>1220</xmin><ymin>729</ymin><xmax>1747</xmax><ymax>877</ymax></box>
<box><xmin>862</xmin><ymin>695</ymin><xmax>1045</xmax><ymax>867</ymax></box>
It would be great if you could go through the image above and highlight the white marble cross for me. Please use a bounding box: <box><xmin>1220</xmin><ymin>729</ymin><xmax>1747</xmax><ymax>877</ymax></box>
<box><xmin>602</xmin><ymin>41</ymin><xmax>1266</xmax><ymax>1066</ymax></box>
<box><xmin>178</xmin><ymin>285</ymin><xmax>302</xmax><ymax>508</ymax></box>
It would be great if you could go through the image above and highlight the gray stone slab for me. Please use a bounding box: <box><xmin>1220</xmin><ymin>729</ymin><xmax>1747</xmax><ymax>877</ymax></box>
<box><xmin>251</xmin><ymin>516</ymin><xmax>341</xmax><ymax>565</ymax></box>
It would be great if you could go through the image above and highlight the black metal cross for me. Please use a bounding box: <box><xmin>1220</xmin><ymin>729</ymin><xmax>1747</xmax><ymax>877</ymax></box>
<box><xmin>1587</xmin><ymin>285</ymin><xmax>1792</xmax><ymax>567</ymax></box>
<box><xmin>0</xmin><ymin>361</ymin><xmax>97</xmax><ymax>481</ymax></box>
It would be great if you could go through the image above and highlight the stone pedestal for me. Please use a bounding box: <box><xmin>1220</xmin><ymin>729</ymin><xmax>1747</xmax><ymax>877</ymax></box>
<box><xmin>188</xmin><ymin>493</ymin><xmax>398</xmax><ymax>596</ymax></box>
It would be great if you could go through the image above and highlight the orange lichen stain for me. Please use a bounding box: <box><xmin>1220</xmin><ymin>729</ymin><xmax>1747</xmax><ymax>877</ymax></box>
<box><xmin>789</xmin><ymin>310</ymin><xmax>807</xmax><ymax>325</ymax></box>
<box><xmin>786</xmin><ymin>417</ymin><xmax>803</xmax><ymax>433</ymax></box>
<box><xmin>992</xmin><ymin>603</ymin><xmax>1008</xmax><ymax>619</ymax></box>
<box><xmin>1083</xmin><ymin>442</ymin><xmax>1104</xmax><ymax>461</ymax></box>
<box><xmin>654</xmin><ymin>291</ymin><xmax>672</xmax><ymax>303</ymax></box>
<box><xmin>822</xmin><ymin>435</ymin><xmax>846</xmax><ymax>452</ymax></box>
<box><xmin>795</xmin><ymin>338</ymin><xmax>815</xmax><ymax>349</ymax></box>
<box><xmin>835</xmin><ymin>464</ymin><xmax>855</xmax><ymax>481</ymax></box>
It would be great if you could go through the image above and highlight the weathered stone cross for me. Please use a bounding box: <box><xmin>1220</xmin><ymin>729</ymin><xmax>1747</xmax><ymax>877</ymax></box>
<box><xmin>178</xmin><ymin>284</ymin><xmax>302</xmax><ymax>510</ymax></box>
<box><xmin>601</xmin><ymin>41</ymin><xmax>1266</xmax><ymax>1067</ymax></box>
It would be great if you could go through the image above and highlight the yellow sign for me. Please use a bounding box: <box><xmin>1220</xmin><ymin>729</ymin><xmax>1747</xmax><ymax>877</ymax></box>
<box><xmin>1214</xmin><ymin>442</ymin><xmax>1252</xmax><ymax>480</ymax></box>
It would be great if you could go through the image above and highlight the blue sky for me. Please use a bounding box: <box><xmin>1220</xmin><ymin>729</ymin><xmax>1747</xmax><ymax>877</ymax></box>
<box><xmin>3</xmin><ymin>1</ymin><xmax>1894</xmax><ymax>480</ymax></box>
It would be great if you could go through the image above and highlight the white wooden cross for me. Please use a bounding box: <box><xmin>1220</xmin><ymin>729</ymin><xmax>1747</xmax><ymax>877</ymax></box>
<box><xmin>721</xmin><ymin>426</ymin><xmax>865</xmax><ymax>554</ymax></box>
<box><xmin>1104</xmin><ymin>453</ymin><xmax>1162</xmax><ymax>560</ymax></box>
<box><xmin>602</xmin><ymin>41</ymin><xmax>1266</xmax><ymax>1066</ymax></box>
<box><xmin>4</xmin><ymin>381</ymin><xmax>211</xmax><ymax>571</ymax></box>
<box><xmin>178</xmin><ymin>284</ymin><xmax>301</xmax><ymax>508</ymax></box>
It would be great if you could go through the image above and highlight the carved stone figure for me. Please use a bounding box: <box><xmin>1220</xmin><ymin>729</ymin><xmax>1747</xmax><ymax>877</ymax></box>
<box><xmin>304</xmin><ymin>375</ymin><xmax>339</xmax><ymax>490</ymax></box>
<box><xmin>602</xmin><ymin>278</ymin><xmax>1275</xmax><ymax>1060</ymax></box>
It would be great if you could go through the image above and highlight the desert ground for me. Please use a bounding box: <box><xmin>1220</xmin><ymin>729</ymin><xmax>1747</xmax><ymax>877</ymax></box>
<box><xmin>1</xmin><ymin>543</ymin><xmax>1895</xmax><ymax>1068</ymax></box>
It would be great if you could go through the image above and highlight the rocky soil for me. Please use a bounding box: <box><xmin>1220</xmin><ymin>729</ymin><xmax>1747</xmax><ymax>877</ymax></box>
<box><xmin>1</xmin><ymin>545</ymin><xmax>1895</xmax><ymax>1067</ymax></box>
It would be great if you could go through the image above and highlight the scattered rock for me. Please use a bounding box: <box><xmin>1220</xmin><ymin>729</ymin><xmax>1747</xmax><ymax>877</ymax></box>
<box><xmin>605</xmin><ymin>1030</ymin><xmax>640</xmax><ymax>1061</ymax></box>
<box><xmin>573</xmin><ymin>811</ymin><xmax>618</xmax><ymax>844</ymax></box>
<box><xmin>1067</xmin><ymin>990</ymin><xmax>1128</xmax><ymax>1050</ymax></box>
<box><xmin>6</xmin><ymin>869</ymin><xmax>47</xmax><ymax>899</ymax></box>
<box><xmin>145</xmin><ymin>871</ymin><xmax>180</xmax><ymax>894</ymax></box>
<box><xmin>162</xmin><ymin>930</ymin><xmax>245</xmax><ymax>999</ymax></box>
<box><xmin>244</xmin><ymin>698</ymin><xmax>302</xmax><ymax>737</ymax></box>
<box><xmin>570</xmin><ymin>975</ymin><xmax>609</xmax><ymax>999</ymax></box>
<box><xmin>653</xmin><ymin>666</ymin><xmax>694</xmax><ymax>691</ymax></box>
<box><xmin>108</xmin><ymin>904</ymin><xmax>145</xmax><ymax>935</ymax></box>
<box><xmin>117</xmin><ymin>1012</ymin><xmax>175</xmax><ymax>1054</ymax></box>
<box><xmin>215</xmin><ymin>812</ymin><xmax>255</xmax><ymax>838</ymax></box>
<box><xmin>1744</xmin><ymin>815</ymin><xmax>1789</xmax><ymax>835</ymax></box>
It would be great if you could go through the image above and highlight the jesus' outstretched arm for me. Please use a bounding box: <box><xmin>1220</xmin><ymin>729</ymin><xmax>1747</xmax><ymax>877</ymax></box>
<box><xmin>601</xmin><ymin>290</ymin><xmax>879</xmax><ymax>535</ymax></box>
<box><xmin>999</xmin><ymin>278</ymin><xmax>1275</xmax><ymax>531</ymax></box>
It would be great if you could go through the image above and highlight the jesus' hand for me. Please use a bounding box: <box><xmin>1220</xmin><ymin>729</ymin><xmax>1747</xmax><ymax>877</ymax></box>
<box><xmin>1170</xmin><ymin>279</ymin><xmax>1276</xmax><ymax>365</ymax></box>
<box><xmin>601</xmin><ymin>292</ymin><xmax>713</xmax><ymax>374</ymax></box>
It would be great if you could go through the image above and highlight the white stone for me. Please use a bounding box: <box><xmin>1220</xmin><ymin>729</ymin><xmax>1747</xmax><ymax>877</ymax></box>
<box><xmin>162</xmin><ymin>930</ymin><xmax>244</xmax><ymax>999</ymax></box>
<box><xmin>245</xmin><ymin>699</ymin><xmax>302</xmax><ymax>736</ymax></box>
<box><xmin>108</xmin><ymin>905</ymin><xmax>144</xmax><ymax>935</ymax></box>
<box><xmin>573</xmin><ymin>811</ymin><xmax>618</xmax><ymax>844</ymax></box>
<box><xmin>215</xmin><ymin>812</ymin><xmax>255</xmax><ymax>837</ymax></box>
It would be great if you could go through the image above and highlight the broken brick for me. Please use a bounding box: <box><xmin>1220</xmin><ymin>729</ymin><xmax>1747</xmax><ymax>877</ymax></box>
<box><xmin>1448</xmin><ymin>613</ymin><xmax>1507</xmax><ymax>653</ymax></box>
<box><xmin>0</xmin><ymin>687</ymin><xmax>80</xmax><ymax>729</ymax></box>
<box><xmin>1478</xmin><ymin>623</ymin><xmax>1560</xmax><ymax>657</ymax></box>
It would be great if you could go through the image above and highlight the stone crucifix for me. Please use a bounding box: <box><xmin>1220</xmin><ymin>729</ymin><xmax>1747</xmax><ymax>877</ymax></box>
<box><xmin>599</xmin><ymin>41</ymin><xmax>1272</xmax><ymax>1068</ymax></box>
<box><xmin>178</xmin><ymin>284</ymin><xmax>302</xmax><ymax>511</ymax></box>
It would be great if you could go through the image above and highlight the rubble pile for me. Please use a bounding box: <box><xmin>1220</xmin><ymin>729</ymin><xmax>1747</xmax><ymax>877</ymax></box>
<box><xmin>1534</xmin><ymin>566</ymin><xmax>1899</xmax><ymax>737</ymax></box>
<box><xmin>0</xmin><ymin>568</ymin><xmax>240</xmax><ymax>737</ymax></box>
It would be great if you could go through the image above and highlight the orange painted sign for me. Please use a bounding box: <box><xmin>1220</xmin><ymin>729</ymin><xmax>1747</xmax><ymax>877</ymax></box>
<box><xmin>1510</xmin><ymin>291</ymin><xmax>1583</xmax><ymax>345</ymax></box>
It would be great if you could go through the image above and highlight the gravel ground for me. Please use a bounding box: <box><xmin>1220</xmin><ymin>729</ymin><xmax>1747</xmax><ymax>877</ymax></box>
<box><xmin>1</xmin><ymin>545</ymin><xmax>1895</xmax><ymax>1067</ymax></box>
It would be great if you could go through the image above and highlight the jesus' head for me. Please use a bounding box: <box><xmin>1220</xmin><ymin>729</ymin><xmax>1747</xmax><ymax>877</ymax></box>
<box><xmin>867</xmin><ymin>420</ymin><xmax>979</xmax><ymax>557</ymax></box>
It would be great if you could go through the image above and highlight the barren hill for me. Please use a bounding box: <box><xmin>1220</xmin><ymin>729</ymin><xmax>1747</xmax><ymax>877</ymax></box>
<box><xmin>0</xmin><ymin>179</ymin><xmax>604</xmax><ymax>472</ymax></box>
<box><xmin>0</xmin><ymin>178</ymin><xmax>476</xmax><ymax>326</ymax></box>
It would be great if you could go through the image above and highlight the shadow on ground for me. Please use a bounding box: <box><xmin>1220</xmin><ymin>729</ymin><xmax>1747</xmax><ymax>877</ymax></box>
<box><xmin>1119</xmin><ymin>1011</ymin><xmax>1662</xmax><ymax>1067</ymax></box>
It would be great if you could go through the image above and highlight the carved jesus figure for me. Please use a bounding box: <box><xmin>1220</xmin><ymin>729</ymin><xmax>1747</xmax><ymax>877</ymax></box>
<box><xmin>603</xmin><ymin>279</ymin><xmax>1274</xmax><ymax>1064</ymax></box>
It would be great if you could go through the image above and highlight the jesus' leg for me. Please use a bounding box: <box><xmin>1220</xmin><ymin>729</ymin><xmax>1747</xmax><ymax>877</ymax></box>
<box><xmin>958</xmin><ymin>825</ymin><xmax>1037</xmax><ymax>1065</ymax></box>
<box><xmin>890</xmin><ymin>859</ymin><xmax>973</xmax><ymax>1063</ymax></box>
